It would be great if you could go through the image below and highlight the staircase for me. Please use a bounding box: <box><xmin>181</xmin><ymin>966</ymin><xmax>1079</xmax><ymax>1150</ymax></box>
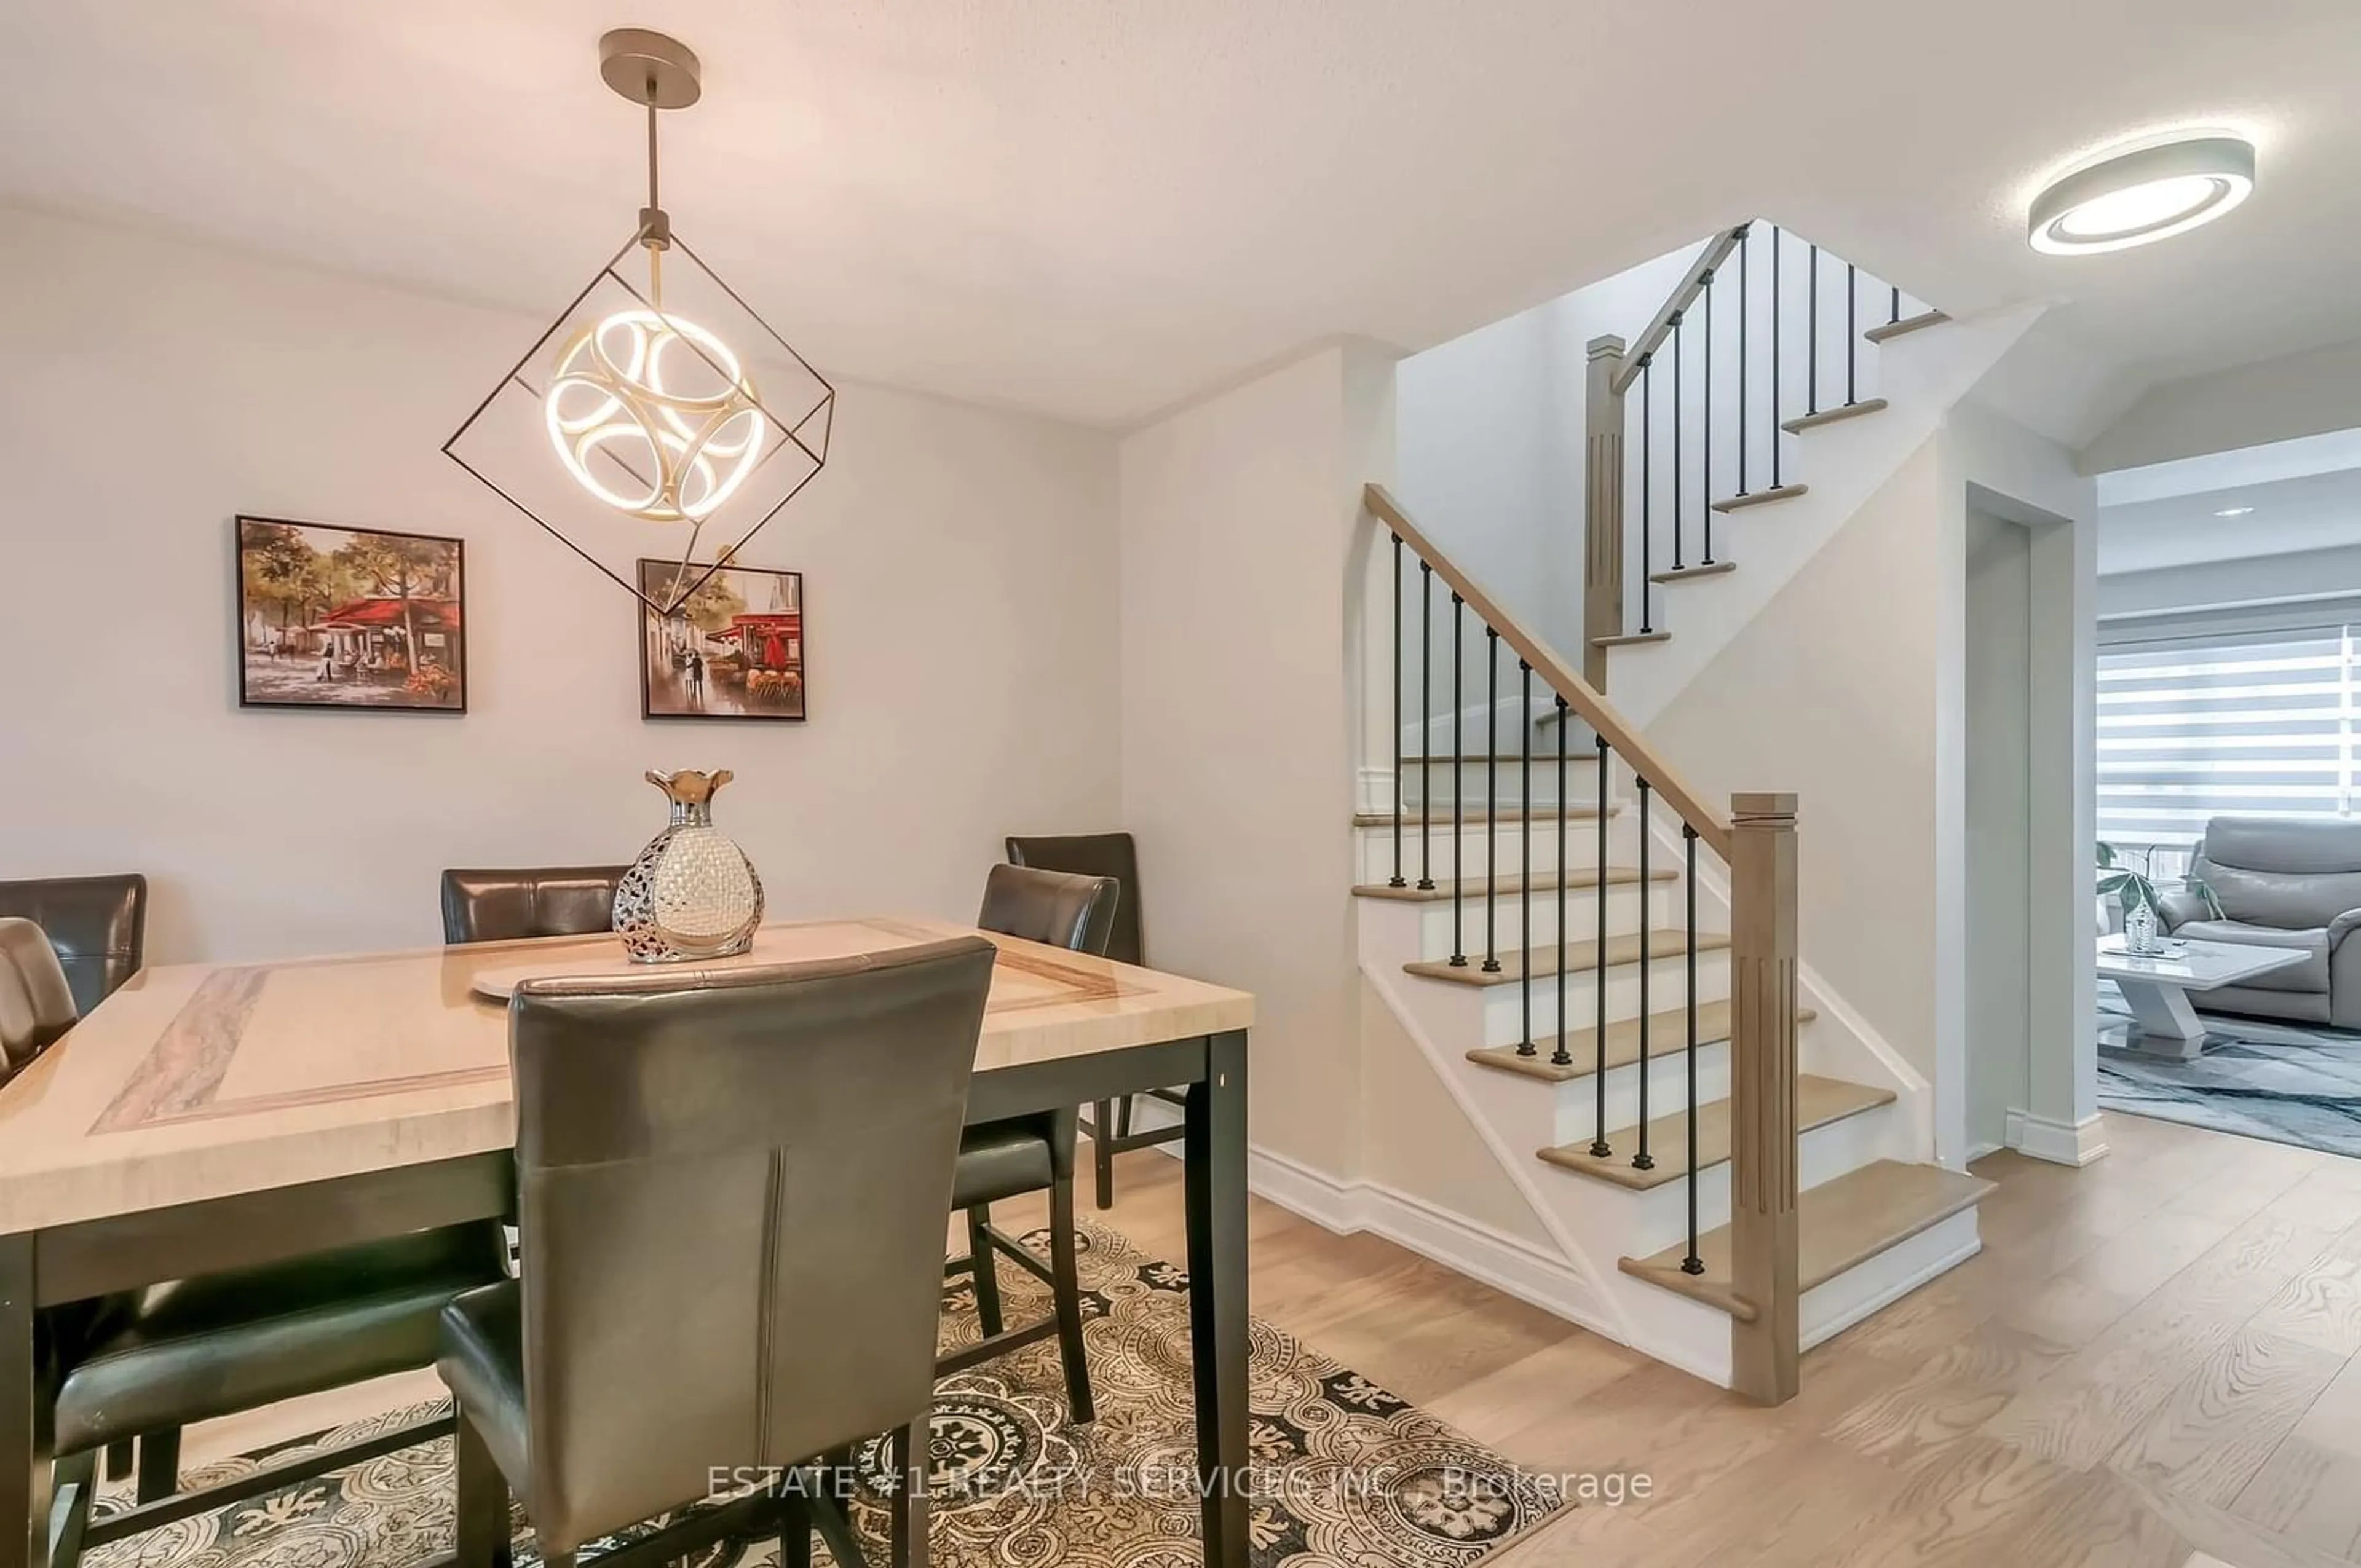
<box><xmin>1353</xmin><ymin>227</ymin><xmax>2003</xmax><ymax>1400</ymax></box>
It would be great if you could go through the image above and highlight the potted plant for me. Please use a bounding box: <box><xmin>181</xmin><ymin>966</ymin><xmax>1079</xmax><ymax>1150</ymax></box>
<box><xmin>2097</xmin><ymin>842</ymin><xmax>2222</xmax><ymax>956</ymax></box>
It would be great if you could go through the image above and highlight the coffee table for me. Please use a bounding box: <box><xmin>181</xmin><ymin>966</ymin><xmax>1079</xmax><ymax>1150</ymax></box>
<box><xmin>2096</xmin><ymin>934</ymin><xmax>2309</xmax><ymax>1058</ymax></box>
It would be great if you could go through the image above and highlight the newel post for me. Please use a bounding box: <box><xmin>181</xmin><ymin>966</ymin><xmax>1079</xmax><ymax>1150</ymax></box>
<box><xmin>1582</xmin><ymin>335</ymin><xmax>1627</xmax><ymax>690</ymax></box>
<box><xmin>1728</xmin><ymin>792</ymin><xmax>1800</xmax><ymax>1405</ymax></box>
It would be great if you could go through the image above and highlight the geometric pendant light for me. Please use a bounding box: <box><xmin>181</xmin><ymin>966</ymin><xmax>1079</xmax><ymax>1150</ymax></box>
<box><xmin>443</xmin><ymin>29</ymin><xmax>834</xmax><ymax>617</ymax></box>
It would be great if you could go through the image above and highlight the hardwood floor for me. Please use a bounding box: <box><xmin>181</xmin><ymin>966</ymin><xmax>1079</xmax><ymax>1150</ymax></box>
<box><xmin>180</xmin><ymin>1109</ymin><xmax>2361</xmax><ymax>1566</ymax></box>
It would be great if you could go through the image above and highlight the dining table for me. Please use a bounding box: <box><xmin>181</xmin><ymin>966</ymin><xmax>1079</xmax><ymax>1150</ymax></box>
<box><xmin>0</xmin><ymin>915</ymin><xmax>1256</xmax><ymax>1568</ymax></box>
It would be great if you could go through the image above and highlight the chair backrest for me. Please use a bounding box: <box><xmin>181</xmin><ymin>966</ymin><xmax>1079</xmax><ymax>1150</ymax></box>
<box><xmin>1005</xmin><ymin>833</ymin><xmax>1143</xmax><ymax>965</ymax></box>
<box><xmin>2194</xmin><ymin>817</ymin><xmax>2361</xmax><ymax>930</ymax></box>
<box><xmin>0</xmin><ymin>918</ymin><xmax>81</xmax><ymax>1080</ymax></box>
<box><xmin>440</xmin><ymin>866</ymin><xmax>628</xmax><ymax>945</ymax></box>
<box><xmin>976</xmin><ymin>863</ymin><xmax>1120</xmax><ymax>956</ymax></box>
<box><xmin>0</xmin><ymin>875</ymin><xmax>145</xmax><ymax>1019</ymax></box>
<box><xmin>507</xmin><ymin>936</ymin><xmax>997</xmax><ymax>1550</ymax></box>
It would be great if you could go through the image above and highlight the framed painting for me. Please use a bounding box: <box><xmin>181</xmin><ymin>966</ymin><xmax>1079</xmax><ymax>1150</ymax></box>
<box><xmin>638</xmin><ymin>559</ymin><xmax>807</xmax><ymax>722</ymax></box>
<box><xmin>235</xmin><ymin>517</ymin><xmax>467</xmax><ymax>712</ymax></box>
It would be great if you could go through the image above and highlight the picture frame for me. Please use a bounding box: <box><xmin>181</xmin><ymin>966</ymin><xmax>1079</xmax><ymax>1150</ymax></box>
<box><xmin>636</xmin><ymin>558</ymin><xmax>807</xmax><ymax>722</ymax></box>
<box><xmin>235</xmin><ymin>516</ymin><xmax>467</xmax><ymax>713</ymax></box>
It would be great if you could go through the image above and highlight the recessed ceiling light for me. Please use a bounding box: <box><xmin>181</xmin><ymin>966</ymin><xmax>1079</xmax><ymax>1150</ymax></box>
<box><xmin>2028</xmin><ymin>135</ymin><xmax>2256</xmax><ymax>256</ymax></box>
<box><xmin>2215</xmin><ymin>506</ymin><xmax>2255</xmax><ymax>518</ymax></box>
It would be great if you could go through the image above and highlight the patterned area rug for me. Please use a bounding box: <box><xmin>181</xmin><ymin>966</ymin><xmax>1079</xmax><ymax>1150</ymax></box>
<box><xmin>2098</xmin><ymin>982</ymin><xmax>2361</xmax><ymax>1157</ymax></box>
<box><xmin>84</xmin><ymin>1221</ymin><xmax>1562</xmax><ymax>1568</ymax></box>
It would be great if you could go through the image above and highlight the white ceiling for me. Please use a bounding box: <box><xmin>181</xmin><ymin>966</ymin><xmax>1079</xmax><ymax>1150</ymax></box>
<box><xmin>2098</xmin><ymin>461</ymin><xmax>2361</xmax><ymax>575</ymax></box>
<box><xmin>6</xmin><ymin>1</ymin><xmax>2361</xmax><ymax>427</ymax></box>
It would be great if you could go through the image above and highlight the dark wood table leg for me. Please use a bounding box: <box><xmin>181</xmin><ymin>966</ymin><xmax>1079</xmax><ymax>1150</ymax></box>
<box><xmin>0</xmin><ymin>1233</ymin><xmax>51</xmax><ymax>1568</ymax></box>
<box><xmin>1185</xmin><ymin>1030</ymin><xmax>1249</xmax><ymax>1568</ymax></box>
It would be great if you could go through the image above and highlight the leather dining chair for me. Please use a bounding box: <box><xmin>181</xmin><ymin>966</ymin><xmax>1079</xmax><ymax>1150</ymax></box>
<box><xmin>438</xmin><ymin>937</ymin><xmax>999</xmax><ymax>1568</ymax></box>
<box><xmin>0</xmin><ymin>918</ymin><xmax>512</xmax><ymax>1568</ymax></box>
<box><xmin>0</xmin><ymin>873</ymin><xmax>146</xmax><ymax>1021</ymax></box>
<box><xmin>946</xmin><ymin>864</ymin><xmax>1117</xmax><ymax>1425</ymax></box>
<box><xmin>1003</xmin><ymin>834</ymin><xmax>1181</xmax><ymax>1208</ymax></box>
<box><xmin>440</xmin><ymin>865</ymin><xmax>628</xmax><ymax>944</ymax></box>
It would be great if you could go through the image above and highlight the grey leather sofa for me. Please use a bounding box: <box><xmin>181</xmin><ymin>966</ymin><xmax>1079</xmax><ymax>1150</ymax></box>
<box><xmin>2160</xmin><ymin>816</ymin><xmax>2361</xmax><ymax>1028</ymax></box>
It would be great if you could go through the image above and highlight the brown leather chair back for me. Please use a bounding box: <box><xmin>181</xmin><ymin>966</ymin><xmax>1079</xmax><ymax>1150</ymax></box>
<box><xmin>976</xmin><ymin>864</ymin><xmax>1119</xmax><ymax>957</ymax></box>
<box><xmin>506</xmin><ymin>936</ymin><xmax>997</xmax><ymax>1550</ymax></box>
<box><xmin>0</xmin><ymin>875</ymin><xmax>145</xmax><ymax>1019</ymax></box>
<box><xmin>440</xmin><ymin>867</ymin><xmax>627</xmax><ymax>945</ymax></box>
<box><xmin>1005</xmin><ymin>834</ymin><xmax>1142</xmax><ymax>965</ymax></box>
<box><xmin>0</xmin><ymin>918</ymin><xmax>81</xmax><ymax>1079</ymax></box>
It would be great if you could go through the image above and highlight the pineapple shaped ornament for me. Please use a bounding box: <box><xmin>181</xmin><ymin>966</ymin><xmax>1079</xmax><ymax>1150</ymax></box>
<box><xmin>613</xmin><ymin>770</ymin><xmax>765</xmax><ymax>962</ymax></box>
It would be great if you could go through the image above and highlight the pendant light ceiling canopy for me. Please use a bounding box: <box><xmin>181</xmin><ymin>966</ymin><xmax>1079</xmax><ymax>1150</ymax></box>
<box><xmin>444</xmin><ymin>28</ymin><xmax>834</xmax><ymax>618</ymax></box>
<box><xmin>2027</xmin><ymin>134</ymin><xmax>2257</xmax><ymax>256</ymax></box>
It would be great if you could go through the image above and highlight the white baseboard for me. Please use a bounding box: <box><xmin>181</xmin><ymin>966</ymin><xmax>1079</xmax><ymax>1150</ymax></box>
<box><xmin>2006</xmin><ymin>1108</ymin><xmax>2110</xmax><ymax>1167</ymax></box>
<box><xmin>1119</xmin><ymin>1103</ymin><xmax>1621</xmax><ymax>1342</ymax></box>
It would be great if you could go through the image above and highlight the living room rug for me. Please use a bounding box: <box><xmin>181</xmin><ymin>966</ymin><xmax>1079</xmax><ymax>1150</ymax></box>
<box><xmin>82</xmin><ymin>1221</ymin><xmax>1564</xmax><ymax>1568</ymax></box>
<box><xmin>2098</xmin><ymin>982</ymin><xmax>2361</xmax><ymax>1157</ymax></box>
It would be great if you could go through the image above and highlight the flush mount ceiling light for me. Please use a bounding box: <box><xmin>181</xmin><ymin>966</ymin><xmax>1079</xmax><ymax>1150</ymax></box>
<box><xmin>2028</xmin><ymin>135</ymin><xmax>2256</xmax><ymax>256</ymax></box>
<box><xmin>445</xmin><ymin>28</ymin><xmax>834</xmax><ymax>616</ymax></box>
<box><xmin>2215</xmin><ymin>505</ymin><xmax>2256</xmax><ymax>518</ymax></box>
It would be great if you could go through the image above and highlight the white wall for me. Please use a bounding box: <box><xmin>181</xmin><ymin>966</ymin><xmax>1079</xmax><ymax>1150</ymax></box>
<box><xmin>1118</xmin><ymin>342</ymin><xmax>1397</xmax><ymax>1178</ymax></box>
<box><xmin>2082</xmin><ymin>335</ymin><xmax>2361</xmax><ymax>475</ymax></box>
<box><xmin>0</xmin><ymin>207</ymin><xmax>1123</xmax><ymax>963</ymax></box>
<box><xmin>1965</xmin><ymin>511</ymin><xmax>2033</xmax><ymax>1156</ymax></box>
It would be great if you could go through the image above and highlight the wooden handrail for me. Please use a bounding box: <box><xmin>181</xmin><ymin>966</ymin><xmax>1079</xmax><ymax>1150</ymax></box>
<box><xmin>1364</xmin><ymin>483</ymin><xmax>1733</xmax><ymax>861</ymax></box>
<box><xmin>1608</xmin><ymin>223</ymin><xmax>1749</xmax><ymax>397</ymax></box>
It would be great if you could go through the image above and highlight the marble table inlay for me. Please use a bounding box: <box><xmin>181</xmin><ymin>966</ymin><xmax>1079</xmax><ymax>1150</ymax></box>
<box><xmin>0</xmin><ymin>916</ymin><xmax>1256</xmax><ymax>1237</ymax></box>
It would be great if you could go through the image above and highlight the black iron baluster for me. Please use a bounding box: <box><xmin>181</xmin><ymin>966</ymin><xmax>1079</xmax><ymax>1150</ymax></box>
<box><xmin>1771</xmin><ymin>227</ymin><xmax>1784</xmax><ymax>489</ymax></box>
<box><xmin>1846</xmin><ymin>261</ymin><xmax>1859</xmax><ymax>407</ymax></box>
<box><xmin>1390</xmin><ymin>534</ymin><xmax>1405</xmax><ymax>888</ymax></box>
<box><xmin>1806</xmin><ymin>242</ymin><xmax>1821</xmax><ymax>416</ymax></box>
<box><xmin>1484</xmin><ymin>629</ymin><xmax>1501</xmax><ymax>973</ymax></box>
<box><xmin>1682</xmin><ymin>824</ymin><xmax>1703</xmax><ymax>1274</ymax></box>
<box><xmin>1418</xmin><ymin>562</ymin><xmax>1434</xmax><ymax>890</ymax></box>
<box><xmin>1634</xmin><ymin>776</ymin><xmax>1655</xmax><ymax>1172</ymax></box>
<box><xmin>1590</xmin><ymin>734</ymin><xmax>1611</xmax><ymax>1156</ymax></box>
<box><xmin>1450</xmin><ymin>594</ymin><xmax>1466</xmax><ymax>966</ymax></box>
<box><xmin>1639</xmin><ymin>357</ymin><xmax>1655</xmax><ymax>634</ymax></box>
<box><xmin>1737</xmin><ymin>225</ymin><xmax>1749</xmax><ymax>499</ymax></box>
<box><xmin>1702</xmin><ymin>266</ymin><xmax>1717</xmax><ymax>566</ymax></box>
<box><xmin>1518</xmin><ymin>662</ymin><xmax>1533</xmax><ymax>1053</ymax></box>
<box><xmin>1553</xmin><ymin>699</ymin><xmax>1572</xmax><ymax>1066</ymax></box>
<box><xmin>1671</xmin><ymin>315</ymin><xmax>1686</xmax><ymax>571</ymax></box>
<box><xmin>1890</xmin><ymin>282</ymin><xmax>1902</xmax><ymax>326</ymax></box>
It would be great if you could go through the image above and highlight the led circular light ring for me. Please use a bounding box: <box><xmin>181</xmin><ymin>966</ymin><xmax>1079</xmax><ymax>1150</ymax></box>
<box><xmin>543</xmin><ymin>308</ymin><xmax>768</xmax><ymax>522</ymax></box>
<box><xmin>2028</xmin><ymin>136</ymin><xmax>2256</xmax><ymax>256</ymax></box>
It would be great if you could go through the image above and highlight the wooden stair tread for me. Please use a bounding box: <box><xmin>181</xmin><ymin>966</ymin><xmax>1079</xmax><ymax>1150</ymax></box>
<box><xmin>1864</xmin><ymin>308</ymin><xmax>1950</xmax><ymax>344</ymax></box>
<box><xmin>1353</xmin><ymin>865</ymin><xmax>1672</xmax><ymax>902</ymax></box>
<box><xmin>1618</xmin><ymin>1159</ymin><xmax>1995</xmax><ymax>1318</ymax></box>
<box><xmin>1467</xmin><ymin>1000</ymin><xmax>1814</xmax><ymax>1083</ymax></box>
<box><xmin>1414</xmin><ymin>928</ymin><xmax>1728</xmax><ymax>987</ymax></box>
<box><xmin>1649</xmin><ymin>561</ymin><xmax>1736</xmax><ymax>585</ymax></box>
<box><xmin>1538</xmin><ymin>1074</ymin><xmax>1893</xmax><ymax>1190</ymax></box>
<box><xmin>1710</xmin><ymin>483</ymin><xmax>1808</xmax><ymax>513</ymax></box>
<box><xmin>1781</xmin><ymin>398</ymin><xmax>1888</xmax><ymax>434</ymax></box>
<box><xmin>1351</xmin><ymin>805</ymin><xmax>1610</xmax><ymax>828</ymax></box>
<box><xmin>1591</xmin><ymin>631</ymin><xmax>1672</xmax><ymax>648</ymax></box>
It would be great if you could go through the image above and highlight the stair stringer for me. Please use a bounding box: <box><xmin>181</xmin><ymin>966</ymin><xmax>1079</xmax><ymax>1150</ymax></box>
<box><xmin>1358</xmin><ymin>897</ymin><xmax>1738</xmax><ymax>1386</ymax></box>
<box><xmin>1608</xmin><ymin>300</ymin><xmax>2049</xmax><ymax>727</ymax></box>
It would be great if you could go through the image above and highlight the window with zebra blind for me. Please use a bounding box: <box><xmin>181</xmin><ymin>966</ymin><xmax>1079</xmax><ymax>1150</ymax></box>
<box><xmin>2098</xmin><ymin>624</ymin><xmax>2358</xmax><ymax>848</ymax></box>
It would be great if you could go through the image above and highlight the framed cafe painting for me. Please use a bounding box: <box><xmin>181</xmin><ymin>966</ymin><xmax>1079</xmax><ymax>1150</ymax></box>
<box><xmin>637</xmin><ymin>558</ymin><xmax>807</xmax><ymax>722</ymax></box>
<box><xmin>235</xmin><ymin>516</ymin><xmax>467</xmax><ymax>712</ymax></box>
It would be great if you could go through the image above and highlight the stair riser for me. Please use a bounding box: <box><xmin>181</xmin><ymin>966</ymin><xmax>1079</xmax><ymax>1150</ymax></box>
<box><xmin>1355</xmin><ymin>820</ymin><xmax>1604</xmax><ymax>885</ymax></box>
<box><xmin>1546</xmin><ymin>1041</ymin><xmax>1731</xmax><ymax>1147</ymax></box>
<box><xmin>1410</xmin><ymin>884</ymin><xmax>1671</xmax><ymax>958</ymax></box>
<box><xmin>1616</xmin><ymin>1101</ymin><xmax>1897</xmax><ymax>1258</ymax></box>
<box><xmin>1474</xmin><ymin>954</ymin><xmax>1731</xmax><ymax>1047</ymax></box>
<box><xmin>1398</xmin><ymin>763</ymin><xmax>1591</xmax><ymax>808</ymax></box>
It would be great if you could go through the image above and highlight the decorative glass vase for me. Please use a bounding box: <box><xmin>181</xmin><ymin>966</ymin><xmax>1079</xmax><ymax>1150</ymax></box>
<box><xmin>2122</xmin><ymin>899</ymin><xmax>2165</xmax><ymax>956</ymax></box>
<box><xmin>612</xmin><ymin>769</ymin><xmax>765</xmax><ymax>963</ymax></box>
